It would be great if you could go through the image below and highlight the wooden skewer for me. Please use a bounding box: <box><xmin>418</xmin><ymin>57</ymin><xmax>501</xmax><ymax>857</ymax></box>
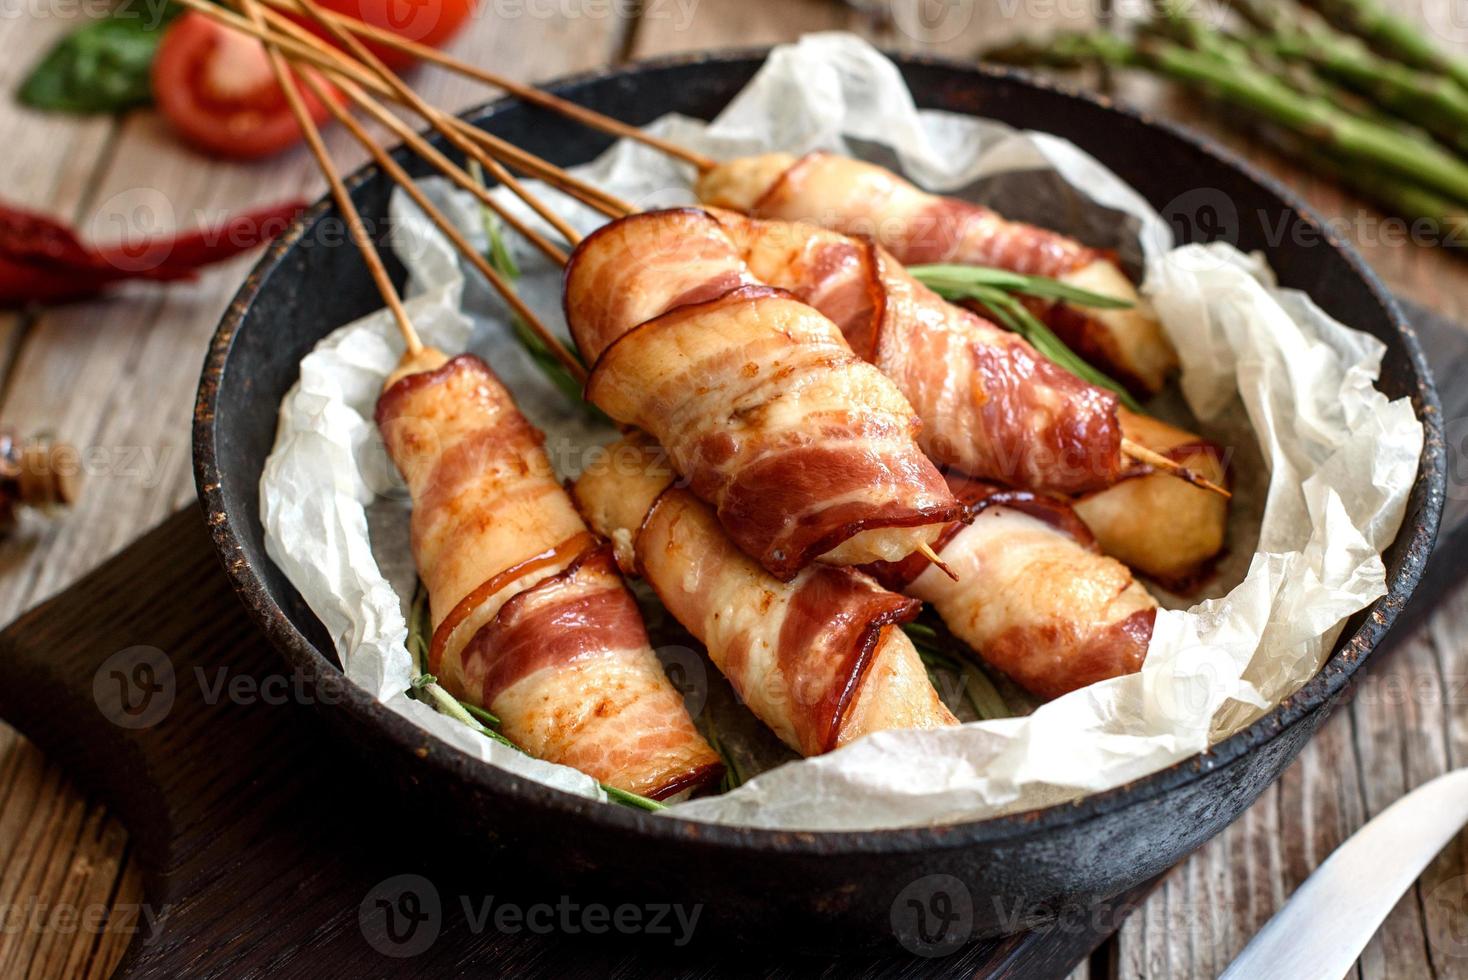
<box><xmin>223</xmin><ymin>0</ymin><xmax>1219</xmax><ymax>512</ymax></box>
<box><xmin>175</xmin><ymin>0</ymin><xmax>637</xmax><ymax>221</ymax></box>
<box><xmin>916</xmin><ymin>541</ymin><xmax>958</xmax><ymax>582</ymax></box>
<box><xmin>440</xmin><ymin>118</ymin><xmax>635</xmax><ymax>219</ymax></box>
<box><xmin>258</xmin><ymin>0</ymin><xmax>717</xmax><ymax>174</ymax></box>
<box><xmin>295</xmin><ymin>68</ymin><xmax>587</xmax><ymax>383</ymax></box>
<box><xmin>320</xmin><ymin>72</ymin><xmax>569</xmax><ymax>266</ymax></box>
<box><xmin>248</xmin><ymin>0</ymin><xmax>589</xmax><ymax>247</ymax></box>
<box><xmin>230</xmin><ymin>0</ymin><xmax>638</xmax><ymax>220</ymax></box>
<box><xmin>245</xmin><ymin>0</ymin><xmax>421</xmax><ymax>359</ymax></box>
<box><xmin>179</xmin><ymin>0</ymin><xmax>616</xmax><ymax>237</ymax></box>
<box><xmin>1121</xmin><ymin>439</ymin><xmax>1231</xmax><ymax>499</ymax></box>
<box><xmin>217</xmin><ymin>0</ymin><xmax>587</xmax><ymax>380</ymax></box>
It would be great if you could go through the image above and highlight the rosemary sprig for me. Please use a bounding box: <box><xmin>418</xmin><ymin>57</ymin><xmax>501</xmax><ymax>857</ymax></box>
<box><xmin>910</xmin><ymin>264</ymin><xmax>1144</xmax><ymax>413</ymax></box>
<box><xmin>701</xmin><ymin>716</ymin><xmax>745</xmax><ymax>793</ymax></box>
<box><xmin>405</xmin><ymin>581</ymin><xmax>664</xmax><ymax>811</ymax></box>
<box><xmin>461</xmin><ymin>701</ymin><xmax>502</xmax><ymax>730</ymax></box>
<box><xmin>904</xmin><ymin>621</ymin><xmax>1012</xmax><ymax>721</ymax></box>
<box><xmin>910</xmin><ymin>264</ymin><xmax>1135</xmax><ymax>309</ymax></box>
<box><xmin>407</xmin><ymin>585</ymin><xmax>431</xmax><ymax>675</ymax></box>
<box><xmin>602</xmin><ymin>785</ymin><xmax>668</xmax><ymax>812</ymax></box>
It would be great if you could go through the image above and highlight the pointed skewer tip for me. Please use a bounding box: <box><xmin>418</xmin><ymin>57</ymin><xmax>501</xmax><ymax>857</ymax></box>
<box><xmin>917</xmin><ymin>541</ymin><xmax>959</xmax><ymax>581</ymax></box>
<box><xmin>1121</xmin><ymin>438</ymin><xmax>1232</xmax><ymax>499</ymax></box>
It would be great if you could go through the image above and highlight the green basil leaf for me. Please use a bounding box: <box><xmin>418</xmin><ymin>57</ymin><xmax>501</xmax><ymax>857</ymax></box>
<box><xmin>19</xmin><ymin>1</ymin><xmax>180</xmax><ymax>114</ymax></box>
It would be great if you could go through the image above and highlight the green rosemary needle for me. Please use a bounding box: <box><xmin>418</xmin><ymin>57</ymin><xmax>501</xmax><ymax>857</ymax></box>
<box><xmin>405</xmin><ymin>580</ymin><xmax>662</xmax><ymax>810</ymax></box>
<box><xmin>910</xmin><ymin>264</ymin><xmax>1144</xmax><ymax>413</ymax></box>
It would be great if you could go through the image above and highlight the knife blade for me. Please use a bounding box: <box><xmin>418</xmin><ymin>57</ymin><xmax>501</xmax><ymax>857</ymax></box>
<box><xmin>1220</xmin><ymin>768</ymin><xmax>1468</xmax><ymax>980</ymax></box>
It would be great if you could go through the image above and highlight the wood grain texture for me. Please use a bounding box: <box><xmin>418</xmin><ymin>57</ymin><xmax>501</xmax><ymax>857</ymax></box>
<box><xmin>0</xmin><ymin>0</ymin><xmax>1464</xmax><ymax>977</ymax></box>
<box><xmin>0</xmin><ymin>9</ymin><xmax>628</xmax><ymax>978</ymax></box>
<box><xmin>0</xmin><ymin>509</ymin><xmax>1129</xmax><ymax>978</ymax></box>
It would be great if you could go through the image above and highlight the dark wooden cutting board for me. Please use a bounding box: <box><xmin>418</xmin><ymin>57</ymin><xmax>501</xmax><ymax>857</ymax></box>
<box><xmin>0</xmin><ymin>299</ymin><xmax>1459</xmax><ymax>979</ymax></box>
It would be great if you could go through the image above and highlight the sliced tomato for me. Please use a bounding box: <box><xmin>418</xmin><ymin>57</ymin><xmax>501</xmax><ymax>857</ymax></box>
<box><xmin>152</xmin><ymin>13</ymin><xmax>338</xmax><ymax>160</ymax></box>
<box><xmin>296</xmin><ymin>0</ymin><xmax>477</xmax><ymax>68</ymax></box>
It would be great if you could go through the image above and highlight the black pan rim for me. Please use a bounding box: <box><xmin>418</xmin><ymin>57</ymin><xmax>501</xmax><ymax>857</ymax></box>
<box><xmin>192</xmin><ymin>47</ymin><xmax>1445</xmax><ymax>856</ymax></box>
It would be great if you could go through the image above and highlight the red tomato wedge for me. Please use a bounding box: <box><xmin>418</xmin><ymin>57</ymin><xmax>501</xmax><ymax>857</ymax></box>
<box><xmin>152</xmin><ymin>13</ymin><xmax>339</xmax><ymax>160</ymax></box>
<box><xmin>295</xmin><ymin>0</ymin><xmax>477</xmax><ymax>68</ymax></box>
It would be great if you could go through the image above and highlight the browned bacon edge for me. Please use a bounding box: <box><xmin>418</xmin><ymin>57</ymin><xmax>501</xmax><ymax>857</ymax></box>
<box><xmin>638</xmin><ymin>485</ymin><xmax>923</xmax><ymax>754</ymax></box>
<box><xmin>782</xmin><ymin>564</ymin><xmax>924</xmax><ymax>753</ymax></box>
<box><xmin>864</xmin><ymin>475</ymin><xmax>1098</xmax><ymax>593</ymax></box>
<box><xmin>466</xmin><ymin>545</ymin><xmax>629</xmax><ymax>703</ymax></box>
<box><xmin>586</xmin><ymin>283</ymin><xmax>963</xmax><ymax>581</ymax></box>
<box><xmin>462</xmin><ymin>544</ymin><xmax>724</xmax><ymax>800</ymax></box>
<box><xmin>425</xmin><ymin>531</ymin><xmax>594</xmax><ymax>675</ymax></box>
<box><xmin>583</xmin><ymin>282</ymin><xmax>792</xmax><ymax>384</ymax></box>
<box><xmin>752</xmin><ymin>153</ymin><xmax>1101</xmax><ymax>278</ymax></box>
<box><xmin>560</xmin><ymin>206</ymin><xmax>745</xmax><ymax>362</ymax></box>
<box><xmin>377</xmin><ymin>352</ymin><xmax>478</xmax><ymax>426</ymax></box>
<box><xmin>992</xmin><ymin>605</ymin><xmax>1157</xmax><ymax>701</ymax></box>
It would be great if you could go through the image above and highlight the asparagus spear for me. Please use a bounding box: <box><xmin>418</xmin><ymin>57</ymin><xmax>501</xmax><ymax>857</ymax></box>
<box><xmin>988</xmin><ymin>26</ymin><xmax>1467</xmax><ymax>243</ymax></box>
<box><xmin>1154</xmin><ymin>6</ymin><xmax>1468</xmax><ymax>229</ymax></box>
<box><xmin>1235</xmin><ymin>7</ymin><xmax>1468</xmax><ymax>157</ymax></box>
<box><xmin>1298</xmin><ymin>0</ymin><xmax>1468</xmax><ymax>91</ymax></box>
<box><xmin>985</xmin><ymin>31</ymin><xmax>1468</xmax><ymax>205</ymax></box>
<box><xmin>1275</xmin><ymin>40</ymin><xmax>1468</xmax><ymax>155</ymax></box>
<box><xmin>1264</xmin><ymin>130</ymin><xmax>1468</xmax><ymax>242</ymax></box>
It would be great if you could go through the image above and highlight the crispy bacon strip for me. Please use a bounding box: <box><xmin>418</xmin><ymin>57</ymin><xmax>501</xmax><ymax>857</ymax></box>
<box><xmin>563</xmin><ymin>208</ymin><xmax>960</xmax><ymax>580</ymax></box>
<box><xmin>574</xmin><ymin>437</ymin><xmax>956</xmax><ymax>755</ymax></box>
<box><xmin>697</xmin><ymin>151</ymin><xmax>1179</xmax><ymax>395</ymax></box>
<box><xmin>710</xmin><ymin>209</ymin><xmax>1123</xmax><ymax>495</ymax></box>
<box><xmin>709</xmin><ymin>210</ymin><xmax>1229</xmax><ymax>583</ymax></box>
<box><xmin>376</xmin><ymin>352</ymin><xmax>721</xmax><ymax>799</ymax></box>
<box><xmin>867</xmin><ymin>476</ymin><xmax>1158</xmax><ymax>701</ymax></box>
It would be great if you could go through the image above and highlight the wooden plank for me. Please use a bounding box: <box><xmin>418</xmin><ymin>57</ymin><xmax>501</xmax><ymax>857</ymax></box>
<box><xmin>629</xmin><ymin>0</ymin><xmax>1092</xmax><ymax>62</ymax></box>
<box><xmin>629</xmin><ymin>0</ymin><xmax>869</xmax><ymax>55</ymax></box>
<box><xmin>0</xmin><ymin>508</ymin><xmax>1130</xmax><ymax>980</ymax></box>
<box><xmin>1096</xmin><ymin>0</ymin><xmax>1468</xmax><ymax>973</ymax></box>
<box><xmin>0</xmin><ymin>9</ymin><xmax>630</xmax><ymax>978</ymax></box>
<box><xmin>0</xmin><ymin>14</ymin><xmax>123</xmax><ymax>406</ymax></box>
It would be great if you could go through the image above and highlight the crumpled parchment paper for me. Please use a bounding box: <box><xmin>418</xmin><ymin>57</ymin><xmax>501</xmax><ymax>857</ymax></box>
<box><xmin>259</xmin><ymin>33</ymin><xmax>1423</xmax><ymax>829</ymax></box>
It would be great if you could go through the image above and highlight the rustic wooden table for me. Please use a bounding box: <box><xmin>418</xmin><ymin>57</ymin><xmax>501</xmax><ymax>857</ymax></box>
<box><xmin>0</xmin><ymin>1</ymin><xmax>1464</xmax><ymax>977</ymax></box>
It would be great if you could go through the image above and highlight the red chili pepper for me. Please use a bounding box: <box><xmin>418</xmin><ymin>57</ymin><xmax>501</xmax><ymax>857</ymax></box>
<box><xmin>0</xmin><ymin>198</ymin><xmax>306</xmax><ymax>306</ymax></box>
<box><xmin>95</xmin><ymin>199</ymin><xmax>308</xmax><ymax>274</ymax></box>
<box><xmin>0</xmin><ymin>206</ymin><xmax>104</xmax><ymax>269</ymax></box>
<box><xmin>0</xmin><ymin>256</ymin><xmax>194</xmax><ymax>305</ymax></box>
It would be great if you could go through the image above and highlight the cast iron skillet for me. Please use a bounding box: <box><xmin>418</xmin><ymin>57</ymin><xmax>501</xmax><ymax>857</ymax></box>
<box><xmin>193</xmin><ymin>50</ymin><xmax>1445</xmax><ymax>950</ymax></box>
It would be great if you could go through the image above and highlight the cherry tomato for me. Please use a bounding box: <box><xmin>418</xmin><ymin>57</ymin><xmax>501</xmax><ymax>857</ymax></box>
<box><xmin>152</xmin><ymin>13</ymin><xmax>338</xmax><ymax>160</ymax></box>
<box><xmin>296</xmin><ymin>0</ymin><xmax>478</xmax><ymax>68</ymax></box>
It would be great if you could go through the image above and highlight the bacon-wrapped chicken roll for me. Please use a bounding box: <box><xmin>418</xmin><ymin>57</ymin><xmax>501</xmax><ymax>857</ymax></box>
<box><xmin>868</xmin><ymin>477</ymin><xmax>1158</xmax><ymax>701</ymax></box>
<box><xmin>376</xmin><ymin>351</ymin><xmax>721</xmax><ymax>799</ymax></box>
<box><xmin>697</xmin><ymin>151</ymin><xmax>1178</xmax><ymax>395</ymax></box>
<box><xmin>1074</xmin><ymin>410</ymin><xmax>1230</xmax><ymax>589</ymax></box>
<box><xmin>563</xmin><ymin>208</ymin><xmax>960</xmax><ymax>580</ymax></box>
<box><xmin>574</xmin><ymin>437</ymin><xmax>957</xmax><ymax>755</ymax></box>
<box><xmin>710</xmin><ymin>209</ymin><xmax>1123</xmax><ymax>494</ymax></box>
<box><xmin>709</xmin><ymin>210</ymin><xmax>1228</xmax><ymax>582</ymax></box>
